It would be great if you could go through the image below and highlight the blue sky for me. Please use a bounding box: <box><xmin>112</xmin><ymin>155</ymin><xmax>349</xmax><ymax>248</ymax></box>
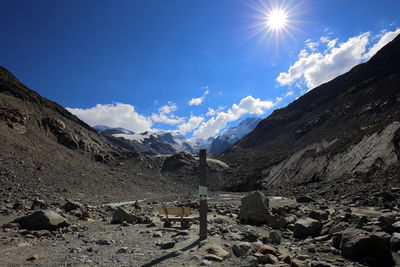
<box><xmin>1</xmin><ymin>0</ymin><xmax>400</xmax><ymax>139</ymax></box>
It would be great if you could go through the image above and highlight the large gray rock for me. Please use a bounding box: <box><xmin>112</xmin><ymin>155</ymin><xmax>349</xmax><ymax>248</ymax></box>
<box><xmin>111</xmin><ymin>207</ymin><xmax>138</xmax><ymax>224</ymax></box>
<box><xmin>339</xmin><ymin>228</ymin><xmax>393</xmax><ymax>265</ymax></box>
<box><xmin>293</xmin><ymin>218</ymin><xmax>322</xmax><ymax>239</ymax></box>
<box><xmin>14</xmin><ymin>210</ymin><xmax>69</xmax><ymax>230</ymax></box>
<box><xmin>240</xmin><ymin>191</ymin><xmax>269</xmax><ymax>224</ymax></box>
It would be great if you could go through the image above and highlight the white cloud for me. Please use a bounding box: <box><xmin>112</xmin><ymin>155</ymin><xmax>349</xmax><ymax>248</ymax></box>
<box><xmin>67</xmin><ymin>103</ymin><xmax>152</xmax><ymax>132</ymax></box>
<box><xmin>206</xmin><ymin>108</ymin><xmax>215</xmax><ymax>116</ymax></box>
<box><xmin>276</xmin><ymin>28</ymin><xmax>400</xmax><ymax>90</ymax></box>
<box><xmin>285</xmin><ymin>91</ymin><xmax>294</xmax><ymax>97</ymax></box>
<box><xmin>177</xmin><ymin>115</ymin><xmax>204</xmax><ymax>134</ymax></box>
<box><xmin>150</xmin><ymin>113</ymin><xmax>184</xmax><ymax>125</ymax></box>
<box><xmin>159</xmin><ymin>101</ymin><xmax>177</xmax><ymax>114</ymax></box>
<box><xmin>188</xmin><ymin>96</ymin><xmax>205</xmax><ymax>106</ymax></box>
<box><xmin>188</xmin><ymin>89</ymin><xmax>210</xmax><ymax>106</ymax></box>
<box><xmin>193</xmin><ymin>96</ymin><xmax>278</xmax><ymax>139</ymax></box>
<box><xmin>363</xmin><ymin>28</ymin><xmax>400</xmax><ymax>59</ymax></box>
<box><xmin>151</xmin><ymin>101</ymin><xmax>184</xmax><ymax>125</ymax></box>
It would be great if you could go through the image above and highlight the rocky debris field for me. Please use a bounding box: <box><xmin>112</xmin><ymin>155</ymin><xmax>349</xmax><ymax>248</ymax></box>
<box><xmin>1</xmin><ymin>191</ymin><xmax>399</xmax><ymax>267</ymax></box>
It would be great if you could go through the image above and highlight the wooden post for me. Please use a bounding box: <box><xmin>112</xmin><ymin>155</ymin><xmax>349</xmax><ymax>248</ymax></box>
<box><xmin>199</xmin><ymin>149</ymin><xmax>207</xmax><ymax>240</ymax></box>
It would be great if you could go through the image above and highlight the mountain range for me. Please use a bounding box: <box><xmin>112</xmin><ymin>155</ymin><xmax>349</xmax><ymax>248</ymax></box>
<box><xmin>94</xmin><ymin>116</ymin><xmax>261</xmax><ymax>155</ymax></box>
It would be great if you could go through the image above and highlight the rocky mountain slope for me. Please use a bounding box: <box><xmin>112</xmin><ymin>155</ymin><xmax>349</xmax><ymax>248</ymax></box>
<box><xmin>210</xmin><ymin>117</ymin><xmax>261</xmax><ymax>153</ymax></box>
<box><xmin>0</xmin><ymin>67</ymin><xmax>231</xmax><ymax>205</ymax></box>
<box><xmin>220</xmin><ymin>34</ymin><xmax>400</xmax><ymax>191</ymax></box>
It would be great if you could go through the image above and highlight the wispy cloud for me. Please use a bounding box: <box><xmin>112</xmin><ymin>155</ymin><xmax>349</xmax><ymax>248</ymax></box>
<box><xmin>188</xmin><ymin>89</ymin><xmax>210</xmax><ymax>106</ymax></box>
<box><xmin>276</xmin><ymin>28</ymin><xmax>400</xmax><ymax>90</ymax></box>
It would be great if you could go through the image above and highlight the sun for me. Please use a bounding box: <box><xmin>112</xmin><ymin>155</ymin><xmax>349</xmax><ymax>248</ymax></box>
<box><xmin>246</xmin><ymin>0</ymin><xmax>305</xmax><ymax>44</ymax></box>
<box><xmin>266</xmin><ymin>9</ymin><xmax>288</xmax><ymax>31</ymax></box>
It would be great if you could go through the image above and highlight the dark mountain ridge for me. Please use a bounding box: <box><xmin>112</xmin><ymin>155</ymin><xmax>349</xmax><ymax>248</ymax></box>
<box><xmin>220</xmin><ymin>34</ymin><xmax>400</xmax><ymax>191</ymax></box>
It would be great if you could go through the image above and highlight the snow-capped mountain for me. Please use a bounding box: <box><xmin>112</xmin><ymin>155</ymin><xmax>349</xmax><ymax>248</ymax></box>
<box><xmin>94</xmin><ymin>117</ymin><xmax>259</xmax><ymax>155</ymax></box>
<box><xmin>209</xmin><ymin>117</ymin><xmax>262</xmax><ymax>153</ymax></box>
<box><xmin>95</xmin><ymin>126</ymin><xmax>212</xmax><ymax>155</ymax></box>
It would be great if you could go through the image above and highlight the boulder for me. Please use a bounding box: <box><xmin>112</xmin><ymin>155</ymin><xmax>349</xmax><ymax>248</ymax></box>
<box><xmin>293</xmin><ymin>218</ymin><xmax>322</xmax><ymax>239</ymax></box>
<box><xmin>240</xmin><ymin>191</ymin><xmax>269</xmax><ymax>224</ymax></box>
<box><xmin>339</xmin><ymin>228</ymin><xmax>394</xmax><ymax>265</ymax></box>
<box><xmin>390</xmin><ymin>232</ymin><xmax>400</xmax><ymax>251</ymax></box>
<box><xmin>14</xmin><ymin>210</ymin><xmax>69</xmax><ymax>230</ymax></box>
<box><xmin>111</xmin><ymin>207</ymin><xmax>138</xmax><ymax>224</ymax></box>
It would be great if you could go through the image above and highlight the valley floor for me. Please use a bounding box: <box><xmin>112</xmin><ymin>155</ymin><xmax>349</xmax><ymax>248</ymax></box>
<box><xmin>1</xmin><ymin>192</ymin><xmax>399</xmax><ymax>267</ymax></box>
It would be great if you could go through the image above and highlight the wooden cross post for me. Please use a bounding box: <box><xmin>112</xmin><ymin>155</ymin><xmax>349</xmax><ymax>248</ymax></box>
<box><xmin>199</xmin><ymin>149</ymin><xmax>207</xmax><ymax>240</ymax></box>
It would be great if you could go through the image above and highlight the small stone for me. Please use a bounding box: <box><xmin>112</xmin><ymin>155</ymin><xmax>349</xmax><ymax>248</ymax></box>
<box><xmin>308</xmin><ymin>247</ymin><xmax>316</xmax><ymax>253</ymax></box>
<box><xmin>314</xmin><ymin>234</ymin><xmax>330</xmax><ymax>242</ymax></box>
<box><xmin>309</xmin><ymin>261</ymin><xmax>337</xmax><ymax>267</ymax></box>
<box><xmin>121</xmin><ymin>221</ymin><xmax>130</xmax><ymax>227</ymax></box>
<box><xmin>296</xmin><ymin>196</ymin><xmax>315</xmax><ymax>203</ymax></box>
<box><xmin>96</xmin><ymin>239</ymin><xmax>112</xmax><ymax>245</ymax></box>
<box><xmin>63</xmin><ymin>200</ymin><xmax>84</xmax><ymax>212</ymax></box>
<box><xmin>204</xmin><ymin>254</ymin><xmax>223</xmax><ymax>262</ymax></box>
<box><xmin>204</xmin><ymin>243</ymin><xmax>231</xmax><ymax>259</ymax></box>
<box><xmin>258</xmin><ymin>245</ymin><xmax>277</xmax><ymax>255</ymax></box>
<box><xmin>213</xmin><ymin>218</ymin><xmax>226</xmax><ymax>224</ymax></box>
<box><xmin>268</xmin><ymin>230</ymin><xmax>281</xmax><ymax>245</ymax></box>
<box><xmin>152</xmin><ymin>231</ymin><xmax>163</xmax><ymax>238</ymax></box>
<box><xmin>242</xmin><ymin>256</ymin><xmax>259</xmax><ymax>267</ymax></box>
<box><xmin>26</xmin><ymin>255</ymin><xmax>38</xmax><ymax>261</ymax></box>
<box><xmin>390</xmin><ymin>232</ymin><xmax>400</xmax><ymax>251</ymax></box>
<box><xmin>254</xmin><ymin>253</ymin><xmax>279</xmax><ymax>264</ymax></box>
<box><xmin>200</xmin><ymin>260</ymin><xmax>212</xmax><ymax>266</ymax></box>
<box><xmin>232</xmin><ymin>242</ymin><xmax>252</xmax><ymax>257</ymax></box>
<box><xmin>282</xmin><ymin>255</ymin><xmax>292</xmax><ymax>265</ymax></box>
<box><xmin>17</xmin><ymin>242</ymin><xmax>30</xmax><ymax>247</ymax></box>
<box><xmin>116</xmin><ymin>247</ymin><xmax>128</xmax><ymax>254</ymax></box>
<box><xmin>160</xmin><ymin>241</ymin><xmax>175</xmax><ymax>249</ymax></box>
